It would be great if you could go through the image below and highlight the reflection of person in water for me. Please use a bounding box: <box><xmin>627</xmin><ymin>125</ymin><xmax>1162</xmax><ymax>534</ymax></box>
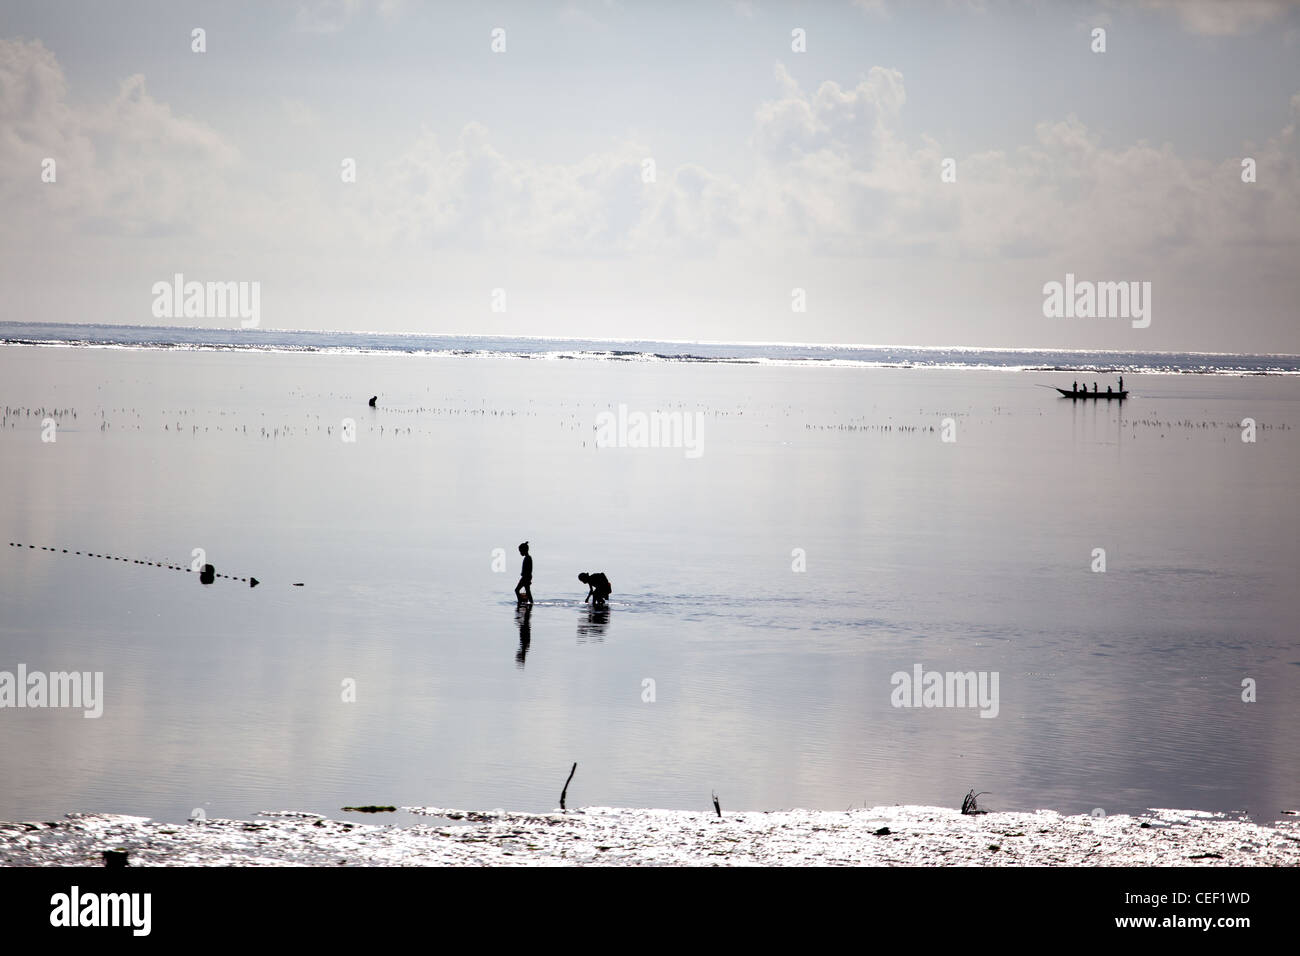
<box><xmin>578</xmin><ymin>571</ymin><xmax>611</xmax><ymax>606</ymax></box>
<box><xmin>577</xmin><ymin>604</ymin><xmax>609</xmax><ymax>641</ymax></box>
<box><xmin>515</xmin><ymin>604</ymin><xmax>531</xmax><ymax>667</ymax></box>
<box><xmin>514</xmin><ymin>542</ymin><xmax>533</xmax><ymax>606</ymax></box>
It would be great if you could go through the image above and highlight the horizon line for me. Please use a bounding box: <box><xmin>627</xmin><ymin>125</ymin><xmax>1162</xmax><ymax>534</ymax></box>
<box><xmin>1</xmin><ymin>319</ymin><xmax>1298</xmax><ymax>360</ymax></box>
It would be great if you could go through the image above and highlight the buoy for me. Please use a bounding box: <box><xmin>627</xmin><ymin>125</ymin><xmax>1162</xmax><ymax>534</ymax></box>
<box><xmin>14</xmin><ymin>541</ymin><xmax>282</xmax><ymax>589</ymax></box>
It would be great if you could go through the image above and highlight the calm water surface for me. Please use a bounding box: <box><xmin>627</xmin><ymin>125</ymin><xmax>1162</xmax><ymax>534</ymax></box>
<box><xmin>1</xmin><ymin>346</ymin><xmax>1297</xmax><ymax>823</ymax></box>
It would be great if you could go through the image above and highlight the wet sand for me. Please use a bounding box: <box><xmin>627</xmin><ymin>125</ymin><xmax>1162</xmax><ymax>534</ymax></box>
<box><xmin>3</xmin><ymin>805</ymin><xmax>1297</xmax><ymax>867</ymax></box>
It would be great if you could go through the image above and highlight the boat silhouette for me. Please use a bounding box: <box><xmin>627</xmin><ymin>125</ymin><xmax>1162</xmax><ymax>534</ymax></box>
<box><xmin>1056</xmin><ymin>387</ymin><xmax>1128</xmax><ymax>400</ymax></box>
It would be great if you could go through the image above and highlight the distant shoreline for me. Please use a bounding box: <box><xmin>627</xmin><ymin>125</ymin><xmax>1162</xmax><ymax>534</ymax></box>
<box><xmin>2</xmin><ymin>324</ymin><xmax>1298</xmax><ymax>376</ymax></box>
<box><xmin>4</xmin><ymin>805</ymin><xmax>1298</xmax><ymax>866</ymax></box>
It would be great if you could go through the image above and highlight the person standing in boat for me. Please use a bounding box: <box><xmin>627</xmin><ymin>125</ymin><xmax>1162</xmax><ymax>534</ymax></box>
<box><xmin>1093</xmin><ymin>382</ymin><xmax>1098</xmax><ymax>394</ymax></box>
<box><xmin>1073</xmin><ymin>380</ymin><xmax>1080</xmax><ymax>395</ymax></box>
<box><xmin>1119</xmin><ymin>375</ymin><xmax>1124</xmax><ymax>393</ymax></box>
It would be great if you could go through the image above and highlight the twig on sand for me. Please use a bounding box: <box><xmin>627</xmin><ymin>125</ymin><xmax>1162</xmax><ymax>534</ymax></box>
<box><xmin>712</xmin><ymin>792</ymin><xmax>721</xmax><ymax>818</ymax></box>
<box><xmin>961</xmin><ymin>789</ymin><xmax>990</xmax><ymax>815</ymax></box>
<box><xmin>560</xmin><ymin>762</ymin><xmax>577</xmax><ymax>811</ymax></box>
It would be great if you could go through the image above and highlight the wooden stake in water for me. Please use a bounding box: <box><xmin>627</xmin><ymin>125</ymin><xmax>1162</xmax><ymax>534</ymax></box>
<box><xmin>560</xmin><ymin>762</ymin><xmax>577</xmax><ymax>811</ymax></box>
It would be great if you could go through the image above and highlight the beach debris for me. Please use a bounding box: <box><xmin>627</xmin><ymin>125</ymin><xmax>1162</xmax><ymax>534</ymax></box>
<box><xmin>874</xmin><ymin>827</ymin><xmax>892</xmax><ymax>836</ymax></box>
<box><xmin>961</xmin><ymin>789</ymin><xmax>989</xmax><ymax>815</ymax></box>
<box><xmin>368</xmin><ymin>396</ymin><xmax>377</xmax><ymax>407</ymax></box>
<box><xmin>712</xmin><ymin>792</ymin><xmax>721</xmax><ymax>818</ymax></box>
<box><xmin>342</xmin><ymin>806</ymin><xmax>397</xmax><ymax>813</ymax></box>
<box><xmin>560</xmin><ymin>762</ymin><xmax>577</xmax><ymax>812</ymax></box>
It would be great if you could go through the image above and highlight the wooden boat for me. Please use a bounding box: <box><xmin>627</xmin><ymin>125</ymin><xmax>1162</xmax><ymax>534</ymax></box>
<box><xmin>1056</xmin><ymin>388</ymin><xmax>1128</xmax><ymax>399</ymax></box>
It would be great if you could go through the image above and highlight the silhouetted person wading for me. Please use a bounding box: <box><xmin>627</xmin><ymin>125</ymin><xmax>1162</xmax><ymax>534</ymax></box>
<box><xmin>515</xmin><ymin>542</ymin><xmax>533</xmax><ymax>605</ymax></box>
<box><xmin>579</xmin><ymin>571</ymin><xmax>611</xmax><ymax>606</ymax></box>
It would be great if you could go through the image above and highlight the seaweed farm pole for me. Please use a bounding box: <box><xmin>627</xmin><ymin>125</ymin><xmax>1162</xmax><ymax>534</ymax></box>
<box><xmin>560</xmin><ymin>762</ymin><xmax>577</xmax><ymax>811</ymax></box>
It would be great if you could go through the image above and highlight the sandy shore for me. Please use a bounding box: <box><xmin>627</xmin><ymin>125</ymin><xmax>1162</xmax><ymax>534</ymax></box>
<box><xmin>3</xmin><ymin>805</ymin><xmax>1298</xmax><ymax>866</ymax></box>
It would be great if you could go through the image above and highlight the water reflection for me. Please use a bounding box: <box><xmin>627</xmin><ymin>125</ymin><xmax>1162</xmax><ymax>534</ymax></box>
<box><xmin>576</xmin><ymin>605</ymin><xmax>610</xmax><ymax>642</ymax></box>
<box><xmin>514</xmin><ymin>605</ymin><xmax>531</xmax><ymax>668</ymax></box>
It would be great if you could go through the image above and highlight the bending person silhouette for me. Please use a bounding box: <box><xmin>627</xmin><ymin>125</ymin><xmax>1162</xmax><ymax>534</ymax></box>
<box><xmin>514</xmin><ymin>542</ymin><xmax>533</xmax><ymax>605</ymax></box>
<box><xmin>578</xmin><ymin>571</ymin><xmax>612</xmax><ymax>606</ymax></box>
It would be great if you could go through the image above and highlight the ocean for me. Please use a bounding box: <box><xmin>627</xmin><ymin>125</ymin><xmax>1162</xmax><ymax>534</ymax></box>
<box><xmin>1</xmin><ymin>324</ymin><xmax>1297</xmax><ymax>824</ymax></box>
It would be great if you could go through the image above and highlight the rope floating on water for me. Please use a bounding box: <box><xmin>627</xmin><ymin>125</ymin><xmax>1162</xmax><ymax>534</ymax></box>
<box><xmin>7</xmin><ymin>541</ymin><xmax>261</xmax><ymax>587</ymax></box>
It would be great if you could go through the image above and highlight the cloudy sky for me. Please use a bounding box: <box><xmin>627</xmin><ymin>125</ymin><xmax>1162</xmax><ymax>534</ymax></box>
<box><xmin>1</xmin><ymin>0</ymin><xmax>1297</xmax><ymax>351</ymax></box>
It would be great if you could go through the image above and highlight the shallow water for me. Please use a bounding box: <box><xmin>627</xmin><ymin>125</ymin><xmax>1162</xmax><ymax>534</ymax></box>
<box><xmin>1</xmin><ymin>345</ymin><xmax>1297</xmax><ymax>823</ymax></box>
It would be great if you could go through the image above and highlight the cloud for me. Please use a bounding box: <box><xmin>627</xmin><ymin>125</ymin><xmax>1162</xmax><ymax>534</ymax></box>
<box><xmin>280</xmin><ymin>97</ymin><xmax>318</xmax><ymax>126</ymax></box>
<box><xmin>0</xmin><ymin>37</ymin><xmax>240</xmax><ymax>236</ymax></box>
<box><xmin>1138</xmin><ymin>0</ymin><xmax>1299</xmax><ymax>36</ymax></box>
<box><xmin>293</xmin><ymin>0</ymin><xmax>404</xmax><ymax>34</ymax></box>
<box><xmin>559</xmin><ymin>1</ymin><xmax>617</xmax><ymax>30</ymax></box>
<box><xmin>3</xmin><ymin>33</ymin><xmax>1297</xmax><ymax>337</ymax></box>
<box><xmin>343</xmin><ymin>123</ymin><xmax>738</xmax><ymax>258</ymax></box>
<box><xmin>743</xmin><ymin>61</ymin><xmax>1300</xmax><ymax>268</ymax></box>
<box><xmin>752</xmin><ymin>63</ymin><xmax>905</xmax><ymax>164</ymax></box>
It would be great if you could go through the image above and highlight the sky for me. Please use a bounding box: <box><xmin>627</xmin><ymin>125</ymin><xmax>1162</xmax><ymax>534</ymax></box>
<box><xmin>1</xmin><ymin>0</ymin><xmax>1297</xmax><ymax>351</ymax></box>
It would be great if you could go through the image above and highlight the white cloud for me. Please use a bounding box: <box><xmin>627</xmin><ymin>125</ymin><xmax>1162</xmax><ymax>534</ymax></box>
<box><xmin>280</xmin><ymin>97</ymin><xmax>318</xmax><ymax>127</ymax></box>
<box><xmin>752</xmin><ymin>63</ymin><xmax>905</xmax><ymax>163</ymax></box>
<box><xmin>1138</xmin><ymin>0</ymin><xmax>1299</xmax><ymax>36</ymax></box>
<box><xmin>0</xmin><ymin>38</ymin><xmax>240</xmax><ymax>237</ymax></box>
<box><xmin>2</xmin><ymin>34</ymin><xmax>1296</xmax><ymax>345</ymax></box>
<box><xmin>743</xmin><ymin>62</ymin><xmax>1300</xmax><ymax>269</ymax></box>
<box><xmin>293</xmin><ymin>0</ymin><xmax>404</xmax><ymax>33</ymax></box>
<box><xmin>294</xmin><ymin>0</ymin><xmax>364</xmax><ymax>34</ymax></box>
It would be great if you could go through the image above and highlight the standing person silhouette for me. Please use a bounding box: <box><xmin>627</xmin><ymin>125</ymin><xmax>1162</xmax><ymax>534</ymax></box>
<box><xmin>514</xmin><ymin>542</ymin><xmax>533</xmax><ymax>605</ymax></box>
